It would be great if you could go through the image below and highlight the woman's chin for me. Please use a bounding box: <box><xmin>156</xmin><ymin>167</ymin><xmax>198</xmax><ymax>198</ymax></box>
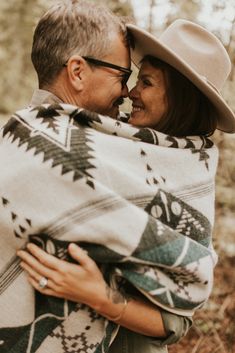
<box><xmin>128</xmin><ymin>117</ymin><xmax>136</xmax><ymax>126</ymax></box>
<box><xmin>129</xmin><ymin>113</ymin><xmax>142</xmax><ymax>126</ymax></box>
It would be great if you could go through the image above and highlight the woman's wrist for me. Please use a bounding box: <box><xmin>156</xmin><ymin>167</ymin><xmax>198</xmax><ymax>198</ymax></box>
<box><xmin>104</xmin><ymin>297</ymin><xmax>128</xmax><ymax>322</ymax></box>
<box><xmin>90</xmin><ymin>285</ymin><xmax>167</xmax><ymax>337</ymax></box>
<box><xmin>92</xmin><ymin>284</ymin><xmax>128</xmax><ymax>321</ymax></box>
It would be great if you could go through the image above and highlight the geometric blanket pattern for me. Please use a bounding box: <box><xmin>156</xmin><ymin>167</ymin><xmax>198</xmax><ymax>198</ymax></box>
<box><xmin>0</xmin><ymin>104</ymin><xmax>218</xmax><ymax>352</ymax></box>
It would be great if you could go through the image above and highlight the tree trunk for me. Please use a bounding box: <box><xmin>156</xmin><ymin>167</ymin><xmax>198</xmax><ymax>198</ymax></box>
<box><xmin>148</xmin><ymin>0</ymin><xmax>155</xmax><ymax>34</ymax></box>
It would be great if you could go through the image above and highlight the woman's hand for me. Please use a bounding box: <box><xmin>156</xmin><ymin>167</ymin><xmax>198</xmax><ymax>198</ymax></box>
<box><xmin>17</xmin><ymin>242</ymin><xmax>166</xmax><ymax>337</ymax></box>
<box><xmin>17</xmin><ymin>243</ymin><xmax>107</xmax><ymax>310</ymax></box>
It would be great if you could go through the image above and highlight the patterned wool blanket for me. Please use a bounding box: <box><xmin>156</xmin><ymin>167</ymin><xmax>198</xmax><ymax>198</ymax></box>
<box><xmin>0</xmin><ymin>104</ymin><xmax>218</xmax><ymax>353</ymax></box>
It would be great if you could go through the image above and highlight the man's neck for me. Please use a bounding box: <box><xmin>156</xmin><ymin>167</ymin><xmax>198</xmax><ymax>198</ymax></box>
<box><xmin>48</xmin><ymin>78</ymin><xmax>84</xmax><ymax>107</ymax></box>
<box><xmin>30</xmin><ymin>89</ymin><xmax>63</xmax><ymax>106</ymax></box>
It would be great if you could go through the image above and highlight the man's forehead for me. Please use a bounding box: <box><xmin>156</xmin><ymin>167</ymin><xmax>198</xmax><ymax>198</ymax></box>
<box><xmin>105</xmin><ymin>33</ymin><xmax>131</xmax><ymax>68</ymax></box>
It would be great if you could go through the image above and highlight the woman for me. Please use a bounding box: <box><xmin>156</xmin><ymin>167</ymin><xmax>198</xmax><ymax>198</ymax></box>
<box><xmin>127</xmin><ymin>20</ymin><xmax>235</xmax><ymax>135</ymax></box>
<box><xmin>17</xmin><ymin>20</ymin><xmax>235</xmax><ymax>353</ymax></box>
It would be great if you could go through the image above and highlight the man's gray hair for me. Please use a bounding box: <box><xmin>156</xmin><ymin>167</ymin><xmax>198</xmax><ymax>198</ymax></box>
<box><xmin>31</xmin><ymin>0</ymin><xmax>128</xmax><ymax>88</ymax></box>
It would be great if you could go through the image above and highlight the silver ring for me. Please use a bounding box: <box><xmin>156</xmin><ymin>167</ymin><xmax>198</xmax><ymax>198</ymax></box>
<box><xmin>38</xmin><ymin>276</ymin><xmax>48</xmax><ymax>289</ymax></box>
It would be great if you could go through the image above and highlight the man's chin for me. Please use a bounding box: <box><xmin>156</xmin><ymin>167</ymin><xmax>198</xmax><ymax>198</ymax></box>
<box><xmin>106</xmin><ymin>105</ymin><xmax>120</xmax><ymax>119</ymax></box>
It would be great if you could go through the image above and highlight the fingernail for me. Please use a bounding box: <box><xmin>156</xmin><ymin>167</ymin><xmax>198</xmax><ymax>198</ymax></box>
<box><xmin>79</xmin><ymin>246</ymin><xmax>88</xmax><ymax>254</ymax></box>
<box><xmin>27</xmin><ymin>243</ymin><xmax>34</xmax><ymax>250</ymax></box>
<box><xmin>69</xmin><ymin>243</ymin><xmax>77</xmax><ymax>250</ymax></box>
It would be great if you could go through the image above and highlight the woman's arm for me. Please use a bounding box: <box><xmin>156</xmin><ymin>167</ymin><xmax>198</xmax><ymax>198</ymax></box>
<box><xmin>17</xmin><ymin>243</ymin><xmax>166</xmax><ymax>338</ymax></box>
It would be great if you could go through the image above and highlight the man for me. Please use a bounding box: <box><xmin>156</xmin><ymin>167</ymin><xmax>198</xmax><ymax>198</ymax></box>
<box><xmin>0</xmin><ymin>2</ymin><xmax>200</xmax><ymax>353</ymax></box>
<box><xmin>30</xmin><ymin>0</ymin><xmax>131</xmax><ymax>117</ymax></box>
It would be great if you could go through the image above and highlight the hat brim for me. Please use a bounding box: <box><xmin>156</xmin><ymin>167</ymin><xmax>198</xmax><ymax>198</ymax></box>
<box><xmin>127</xmin><ymin>24</ymin><xmax>235</xmax><ymax>133</ymax></box>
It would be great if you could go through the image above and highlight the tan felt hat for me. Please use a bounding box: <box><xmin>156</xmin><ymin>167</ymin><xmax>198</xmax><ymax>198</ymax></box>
<box><xmin>127</xmin><ymin>20</ymin><xmax>235</xmax><ymax>133</ymax></box>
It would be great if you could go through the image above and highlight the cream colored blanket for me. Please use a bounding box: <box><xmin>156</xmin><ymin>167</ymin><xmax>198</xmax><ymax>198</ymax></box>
<box><xmin>0</xmin><ymin>104</ymin><xmax>218</xmax><ymax>352</ymax></box>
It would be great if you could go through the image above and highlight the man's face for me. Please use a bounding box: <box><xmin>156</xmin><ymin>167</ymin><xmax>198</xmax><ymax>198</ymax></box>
<box><xmin>81</xmin><ymin>35</ymin><xmax>131</xmax><ymax>119</ymax></box>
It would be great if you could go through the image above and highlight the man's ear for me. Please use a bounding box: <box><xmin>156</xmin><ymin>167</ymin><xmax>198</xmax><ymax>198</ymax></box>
<box><xmin>66</xmin><ymin>55</ymin><xmax>87</xmax><ymax>92</ymax></box>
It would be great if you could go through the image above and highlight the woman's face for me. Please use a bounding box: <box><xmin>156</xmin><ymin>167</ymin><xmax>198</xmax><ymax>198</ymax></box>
<box><xmin>129</xmin><ymin>61</ymin><xmax>168</xmax><ymax>129</ymax></box>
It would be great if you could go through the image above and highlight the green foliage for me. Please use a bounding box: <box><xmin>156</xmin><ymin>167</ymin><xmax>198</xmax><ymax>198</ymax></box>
<box><xmin>94</xmin><ymin>0</ymin><xmax>134</xmax><ymax>17</ymax></box>
<box><xmin>167</xmin><ymin>0</ymin><xmax>202</xmax><ymax>24</ymax></box>
<box><xmin>214</xmin><ymin>131</ymin><xmax>235</xmax><ymax>212</ymax></box>
<box><xmin>0</xmin><ymin>0</ymin><xmax>49</xmax><ymax>114</ymax></box>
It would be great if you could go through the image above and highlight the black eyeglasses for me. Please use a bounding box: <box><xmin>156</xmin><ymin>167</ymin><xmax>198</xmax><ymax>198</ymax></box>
<box><xmin>82</xmin><ymin>56</ymin><xmax>132</xmax><ymax>88</ymax></box>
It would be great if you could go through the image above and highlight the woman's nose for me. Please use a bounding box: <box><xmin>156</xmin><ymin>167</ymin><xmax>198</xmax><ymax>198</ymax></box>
<box><xmin>121</xmin><ymin>84</ymin><xmax>129</xmax><ymax>98</ymax></box>
<box><xmin>129</xmin><ymin>85</ymin><xmax>138</xmax><ymax>100</ymax></box>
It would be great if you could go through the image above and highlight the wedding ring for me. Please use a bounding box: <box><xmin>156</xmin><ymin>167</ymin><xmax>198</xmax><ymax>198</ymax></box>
<box><xmin>38</xmin><ymin>276</ymin><xmax>48</xmax><ymax>289</ymax></box>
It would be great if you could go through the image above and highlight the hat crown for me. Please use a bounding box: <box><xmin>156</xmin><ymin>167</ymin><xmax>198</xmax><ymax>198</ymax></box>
<box><xmin>159</xmin><ymin>20</ymin><xmax>231</xmax><ymax>91</ymax></box>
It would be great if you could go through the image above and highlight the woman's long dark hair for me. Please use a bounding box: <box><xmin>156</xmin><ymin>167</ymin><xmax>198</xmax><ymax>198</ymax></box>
<box><xmin>142</xmin><ymin>55</ymin><xmax>218</xmax><ymax>137</ymax></box>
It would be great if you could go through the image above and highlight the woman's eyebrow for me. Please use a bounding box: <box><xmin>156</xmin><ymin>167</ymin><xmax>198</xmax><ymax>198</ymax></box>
<box><xmin>139</xmin><ymin>73</ymin><xmax>162</xmax><ymax>84</ymax></box>
<box><xmin>138</xmin><ymin>73</ymin><xmax>154</xmax><ymax>79</ymax></box>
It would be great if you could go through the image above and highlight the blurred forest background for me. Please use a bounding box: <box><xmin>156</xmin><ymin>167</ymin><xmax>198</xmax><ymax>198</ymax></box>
<box><xmin>0</xmin><ymin>0</ymin><xmax>234</xmax><ymax>352</ymax></box>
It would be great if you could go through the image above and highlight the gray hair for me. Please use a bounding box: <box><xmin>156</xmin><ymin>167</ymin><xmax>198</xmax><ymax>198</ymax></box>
<box><xmin>31</xmin><ymin>0</ymin><xmax>128</xmax><ymax>88</ymax></box>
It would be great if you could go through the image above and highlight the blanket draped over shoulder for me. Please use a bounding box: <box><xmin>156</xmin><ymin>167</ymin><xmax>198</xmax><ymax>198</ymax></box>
<box><xmin>0</xmin><ymin>104</ymin><xmax>218</xmax><ymax>353</ymax></box>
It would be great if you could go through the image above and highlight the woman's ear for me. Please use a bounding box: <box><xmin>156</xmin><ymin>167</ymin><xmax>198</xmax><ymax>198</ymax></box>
<box><xmin>65</xmin><ymin>55</ymin><xmax>87</xmax><ymax>92</ymax></box>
